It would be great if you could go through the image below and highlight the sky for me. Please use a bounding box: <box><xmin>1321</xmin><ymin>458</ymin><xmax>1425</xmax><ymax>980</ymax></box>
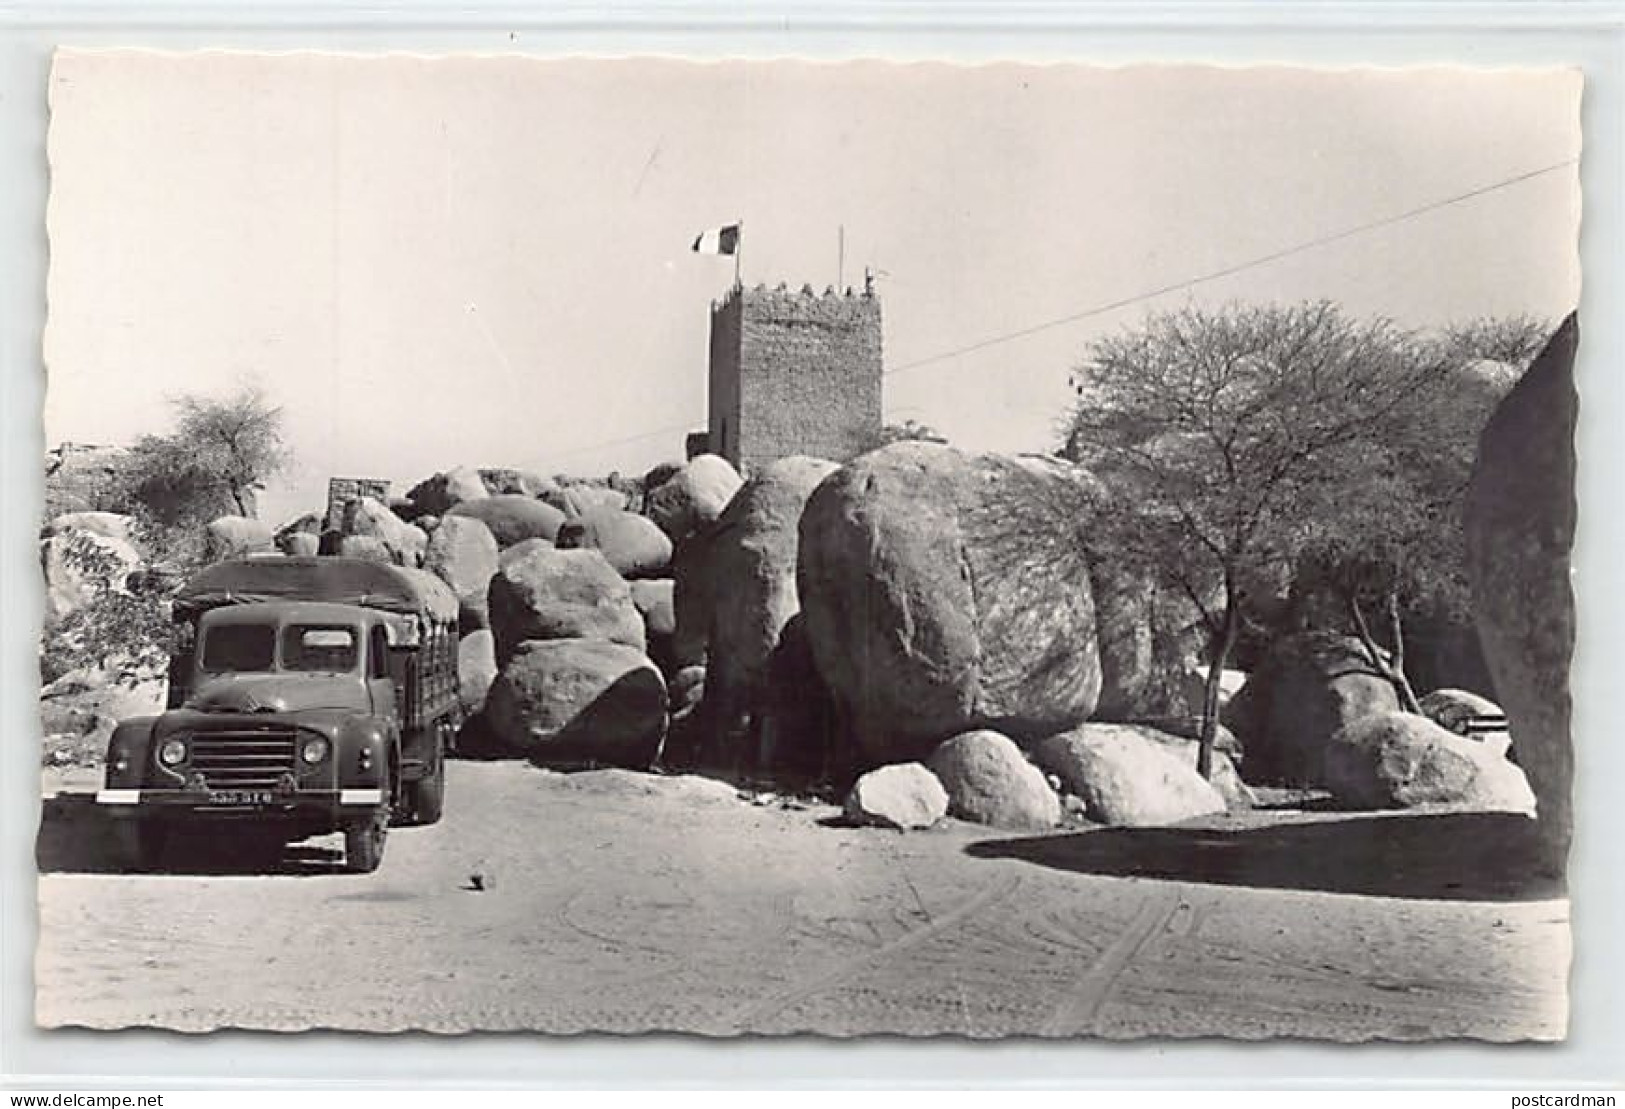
<box><xmin>43</xmin><ymin>53</ymin><xmax>1581</xmax><ymax>527</ymax></box>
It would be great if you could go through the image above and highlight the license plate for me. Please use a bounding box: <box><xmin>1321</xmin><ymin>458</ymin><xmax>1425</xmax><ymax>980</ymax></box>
<box><xmin>208</xmin><ymin>790</ymin><xmax>274</xmax><ymax>805</ymax></box>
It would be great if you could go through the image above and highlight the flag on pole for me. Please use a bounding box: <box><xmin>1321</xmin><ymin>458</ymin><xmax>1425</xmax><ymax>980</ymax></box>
<box><xmin>691</xmin><ymin>223</ymin><xmax>741</xmax><ymax>255</ymax></box>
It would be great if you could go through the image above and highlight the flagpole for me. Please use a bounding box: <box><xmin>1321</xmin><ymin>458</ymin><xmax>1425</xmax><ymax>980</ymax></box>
<box><xmin>838</xmin><ymin>224</ymin><xmax>845</xmax><ymax>291</ymax></box>
<box><xmin>734</xmin><ymin>218</ymin><xmax>743</xmax><ymax>289</ymax></box>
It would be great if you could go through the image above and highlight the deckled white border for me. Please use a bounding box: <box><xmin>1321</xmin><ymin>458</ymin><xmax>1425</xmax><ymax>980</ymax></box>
<box><xmin>2</xmin><ymin>0</ymin><xmax>1621</xmax><ymax>1090</ymax></box>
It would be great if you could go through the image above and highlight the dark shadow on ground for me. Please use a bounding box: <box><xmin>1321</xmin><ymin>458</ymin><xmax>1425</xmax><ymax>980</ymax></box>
<box><xmin>966</xmin><ymin>811</ymin><xmax>1565</xmax><ymax>902</ymax></box>
<box><xmin>37</xmin><ymin>791</ymin><xmax>346</xmax><ymax>876</ymax></box>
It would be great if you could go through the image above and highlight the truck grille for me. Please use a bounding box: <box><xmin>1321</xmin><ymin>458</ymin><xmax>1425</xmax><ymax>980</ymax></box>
<box><xmin>187</xmin><ymin>729</ymin><xmax>299</xmax><ymax>789</ymax></box>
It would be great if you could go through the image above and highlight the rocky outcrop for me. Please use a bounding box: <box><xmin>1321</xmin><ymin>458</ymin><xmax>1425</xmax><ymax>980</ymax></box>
<box><xmin>279</xmin><ymin>531</ymin><xmax>320</xmax><ymax>557</ymax></box>
<box><xmin>479</xmin><ymin>467</ymin><xmax>558</xmax><ymax>500</ymax></box>
<box><xmin>1323</xmin><ymin>711</ymin><xmax>1537</xmax><ymax>813</ymax></box>
<box><xmin>203</xmin><ymin>515</ymin><xmax>274</xmax><ymax>563</ymax></box>
<box><xmin>555</xmin><ymin>484</ymin><xmax>630</xmax><ymax>518</ymax></box>
<box><xmin>484</xmin><ymin>639</ymin><xmax>667</xmax><ymax>768</ymax></box>
<box><xmin>486</xmin><ymin>540</ymin><xmax>645</xmax><ymax>662</ymax></box>
<box><xmin>1035</xmin><ymin>724</ymin><xmax>1229</xmax><ymax>826</ymax></box>
<box><xmin>44</xmin><ymin>443</ymin><xmax>133</xmax><ymax>518</ymax></box>
<box><xmin>647</xmin><ymin>454</ymin><xmax>743</xmax><ymax>542</ymax></box>
<box><xmin>342</xmin><ymin>496</ymin><xmax>426</xmax><ymax>568</ymax></box>
<box><xmin>629</xmin><ymin>579</ymin><xmax>676</xmax><ymax>674</ymax></box>
<box><xmin>1419</xmin><ymin>688</ymin><xmax>1510</xmax><ymax>758</ymax></box>
<box><xmin>457</xmin><ymin>628</ymin><xmax>498</xmax><ymax>712</ymax></box>
<box><xmin>40</xmin><ymin>521</ymin><xmax>143</xmax><ymax>626</ymax></box>
<box><xmin>555</xmin><ymin>509</ymin><xmax>673</xmax><ymax>579</ymax></box>
<box><xmin>447</xmin><ymin>494</ymin><xmax>567</xmax><ymax>549</ymax></box>
<box><xmin>1223</xmin><ymin>632</ymin><xmax>1400</xmax><ymax>785</ymax></box>
<box><xmin>1465</xmin><ymin>315</ymin><xmax>1578</xmax><ymax>869</ymax></box>
<box><xmin>337</xmin><ymin>534</ymin><xmax>393</xmax><ymax>563</ymax></box>
<box><xmin>925</xmin><ymin>729</ymin><xmax>1060</xmax><ymax>831</ymax></box>
<box><xmin>424</xmin><ymin>515</ymin><xmax>501</xmax><ymax>630</ymax></box>
<box><xmin>407</xmin><ymin>465</ymin><xmax>490</xmax><ymax>517</ymax></box>
<box><xmin>798</xmin><ymin>444</ymin><xmax>1102</xmax><ymax>765</ymax></box>
<box><xmin>843</xmin><ymin>763</ymin><xmax>949</xmax><ymax>830</ymax></box>
<box><xmin>702</xmin><ymin>456</ymin><xmax>839</xmax><ymax>751</ymax></box>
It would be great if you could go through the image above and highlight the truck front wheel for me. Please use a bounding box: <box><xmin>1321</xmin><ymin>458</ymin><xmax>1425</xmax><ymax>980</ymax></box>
<box><xmin>343</xmin><ymin>813</ymin><xmax>387</xmax><ymax>874</ymax></box>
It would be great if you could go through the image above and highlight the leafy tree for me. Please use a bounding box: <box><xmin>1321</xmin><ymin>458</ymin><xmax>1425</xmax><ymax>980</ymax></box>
<box><xmin>1064</xmin><ymin>301</ymin><xmax>1453</xmax><ymax>778</ymax></box>
<box><xmin>42</xmin><ymin>524</ymin><xmax>194</xmax><ymax>687</ymax></box>
<box><xmin>125</xmin><ymin>385</ymin><xmax>289</xmax><ymax>524</ymax></box>
<box><xmin>1440</xmin><ymin>313</ymin><xmax>1552</xmax><ymax>369</ymax></box>
<box><xmin>1286</xmin><ymin>317</ymin><xmax>1542</xmax><ymax>708</ymax></box>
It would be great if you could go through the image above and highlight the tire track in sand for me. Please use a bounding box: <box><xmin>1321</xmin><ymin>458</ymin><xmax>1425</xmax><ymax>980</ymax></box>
<box><xmin>1040</xmin><ymin>885</ymin><xmax>1193</xmax><ymax>1037</ymax></box>
<box><xmin>725</xmin><ymin>872</ymin><xmax>1023</xmax><ymax>1032</ymax></box>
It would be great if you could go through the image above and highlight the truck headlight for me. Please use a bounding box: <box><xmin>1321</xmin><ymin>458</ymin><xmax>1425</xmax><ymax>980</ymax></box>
<box><xmin>300</xmin><ymin>736</ymin><xmax>330</xmax><ymax>764</ymax></box>
<box><xmin>158</xmin><ymin>738</ymin><xmax>188</xmax><ymax>767</ymax></box>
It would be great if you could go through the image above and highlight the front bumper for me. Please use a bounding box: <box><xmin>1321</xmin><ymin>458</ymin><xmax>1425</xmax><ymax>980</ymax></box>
<box><xmin>95</xmin><ymin>787</ymin><xmax>385</xmax><ymax>812</ymax></box>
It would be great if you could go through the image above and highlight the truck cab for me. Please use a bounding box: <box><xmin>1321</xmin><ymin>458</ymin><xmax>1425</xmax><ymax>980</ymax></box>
<box><xmin>98</xmin><ymin>556</ymin><xmax>461</xmax><ymax>873</ymax></box>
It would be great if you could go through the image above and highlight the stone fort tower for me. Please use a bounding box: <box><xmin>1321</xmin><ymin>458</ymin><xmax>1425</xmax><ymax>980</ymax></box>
<box><xmin>707</xmin><ymin>282</ymin><xmax>883</xmax><ymax>474</ymax></box>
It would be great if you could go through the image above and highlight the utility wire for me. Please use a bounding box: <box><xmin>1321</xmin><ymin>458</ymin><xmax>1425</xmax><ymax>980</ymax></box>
<box><xmin>883</xmin><ymin>157</ymin><xmax>1578</xmax><ymax>378</ymax></box>
<box><xmin>533</xmin><ymin>157</ymin><xmax>1576</xmax><ymax>464</ymax></box>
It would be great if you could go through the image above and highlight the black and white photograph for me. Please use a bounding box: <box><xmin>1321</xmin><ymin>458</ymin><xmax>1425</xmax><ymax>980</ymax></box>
<box><xmin>32</xmin><ymin>51</ymin><xmax>1581</xmax><ymax>1042</ymax></box>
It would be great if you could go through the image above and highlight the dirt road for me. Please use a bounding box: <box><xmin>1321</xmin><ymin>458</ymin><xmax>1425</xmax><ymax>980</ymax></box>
<box><xmin>34</xmin><ymin>760</ymin><xmax>1568</xmax><ymax>1039</ymax></box>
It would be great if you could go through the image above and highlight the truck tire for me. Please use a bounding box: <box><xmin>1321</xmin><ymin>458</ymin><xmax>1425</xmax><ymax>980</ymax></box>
<box><xmin>343</xmin><ymin>813</ymin><xmax>387</xmax><ymax>874</ymax></box>
<box><xmin>405</xmin><ymin>758</ymin><xmax>446</xmax><ymax>826</ymax></box>
<box><xmin>114</xmin><ymin>820</ymin><xmax>169</xmax><ymax>872</ymax></box>
<box><xmin>402</xmin><ymin>723</ymin><xmax>448</xmax><ymax>826</ymax></box>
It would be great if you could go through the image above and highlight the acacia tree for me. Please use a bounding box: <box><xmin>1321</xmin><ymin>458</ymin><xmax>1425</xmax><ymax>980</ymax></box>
<box><xmin>126</xmin><ymin>385</ymin><xmax>289</xmax><ymax>524</ymax></box>
<box><xmin>1064</xmin><ymin>301</ymin><xmax>1453</xmax><ymax>778</ymax></box>
<box><xmin>1287</xmin><ymin>318</ymin><xmax>1544</xmax><ymax>709</ymax></box>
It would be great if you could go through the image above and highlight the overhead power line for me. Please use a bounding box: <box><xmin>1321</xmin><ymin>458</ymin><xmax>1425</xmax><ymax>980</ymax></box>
<box><xmin>884</xmin><ymin>157</ymin><xmax>1579</xmax><ymax>378</ymax></box>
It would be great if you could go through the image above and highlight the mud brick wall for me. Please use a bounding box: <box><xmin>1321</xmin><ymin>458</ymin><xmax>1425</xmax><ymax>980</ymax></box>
<box><xmin>325</xmin><ymin>477</ymin><xmax>390</xmax><ymax>531</ymax></box>
<box><xmin>708</xmin><ymin>284</ymin><xmax>883</xmax><ymax>475</ymax></box>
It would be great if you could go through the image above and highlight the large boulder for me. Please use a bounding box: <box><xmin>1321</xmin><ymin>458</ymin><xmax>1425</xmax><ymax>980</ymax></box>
<box><xmin>486</xmin><ymin>540</ymin><xmax>645</xmax><ymax>662</ymax></box>
<box><xmin>1324</xmin><ymin>711</ymin><xmax>1537</xmax><ymax>813</ymax></box>
<box><xmin>647</xmin><ymin>453</ymin><xmax>743</xmax><ymax>542</ymax></box>
<box><xmin>338</xmin><ymin>534</ymin><xmax>393</xmax><ymax>563</ymax></box>
<box><xmin>484</xmin><ymin>639</ymin><xmax>667</xmax><ymax>767</ymax></box>
<box><xmin>49</xmin><ymin>511</ymin><xmax>137</xmax><ymax>547</ymax></box>
<box><xmin>703</xmin><ymin>456</ymin><xmax>840</xmax><ymax>746</ymax></box>
<box><xmin>1223</xmin><ymin>631</ymin><xmax>1400</xmax><ymax>785</ymax></box>
<box><xmin>202</xmin><ymin>515</ymin><xmax>274</xmax><ymax>562</ymax></box>
<box><xmin>562</xmin><ymin>484</ymin><xmax>630</xmax><ymax>517</ymax></box>
<box><xmin>755</xmin><ymin>614</ymin><xmax>841</xmax><ymax>780</ymax></box>
<box><xmin>798</xmin><ymin>444</ymin><xmax>1103</xmax><ymax>765</ymax></box>
<box><xmin>555</xmin><ymin>509</ymin><xmax>673</xmax><ymax>579</ymax></box>
<box><xmin>424</xmin><ymin>515</ymin><xmax>501</xmax><ymax>630</ymax></box>
<box><xmin>629</xmin><ymin>579</ymin><xmax>676</xmax><ymax>674</ymax></box>
<box><xmin>44</xmin><ymin>443</ymin><xmax>133</xmax><ymax>518</ymax></box>
<box><xmin>343</xmin><ymin>496</ymin><xmax>426</xmax><ymax>567</ymax></box>
<box><xmin>670</xmin><ymin>530</ymin><xmax>716</xmax><ymax>669</ymax></box>
<box><xmin>275</xmin><ymin>512</ymin><xmax>323</xmax><ymax>554</ymax></box>
<box><xmin>447</xmin><ymin>494</ymin><xmax>567</xmax><ymax>549</ymax></box>
<box><xmin>39</xmin><ymin>527</ymin><xmax>143</xmax><ymax>626</ymax></box>
<box><xmin>407</xmin><ymin>465</ymin><xmax>490</xmax><ymax>516</ymax></box>
<box><xmin>39</xmin><ymin>670</ymin><xmax>167</xmax><ymax>757</ymax></box>
<box><xmin>457</xmin><ymin>629</ymin><xmax>498</xmax><ymax>713</ymax></box>
<box><xmin>1035</xmin><ymin>724</ymin><xmax>1230</xmax><ymax>826</ymax></box>
<box><xmin>925</xmin><ymin>729</ymin><xmax>1060</xmax><ymax>831</ymax></box>
<box><xmin>479</xmin><ymin>467</ymin><xmax>558</xmax><ymax>500</ymax></box>
<box><xmin>279</xmin><ymin>531</ymin><xmax>320</xmax><ymax>557</ymax></box>
<box><xmin>1419</xmin><ymin>687</ymin><xmax>1511</xmax><ymax>758</ymax></box>
<box><xmin>843</xmin><ymin>763</ymin><xmax>949</xmax><ymax>830</ymax></box>
<box><xmin>1465</xmin><ymin>315</ymin><xmax>1578</xmax><ymax>869</ymax></box>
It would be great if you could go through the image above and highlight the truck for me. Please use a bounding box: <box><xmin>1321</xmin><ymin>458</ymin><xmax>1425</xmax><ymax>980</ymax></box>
<box><xmin>96</xmin><ymin>556</ymin><xmax>462</xmax><ymax>873</ymax></box>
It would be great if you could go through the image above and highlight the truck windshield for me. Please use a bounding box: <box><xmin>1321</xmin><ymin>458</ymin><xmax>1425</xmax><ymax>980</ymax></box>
<box><xmin>281</xmin><ymin>625</ymin><xmax>359</xmax><ymax>672</ymax></box>
<box><xmin>199</xmin><ymin>625</ymin><xmax>276</xmax><ymax>672</ymax></box>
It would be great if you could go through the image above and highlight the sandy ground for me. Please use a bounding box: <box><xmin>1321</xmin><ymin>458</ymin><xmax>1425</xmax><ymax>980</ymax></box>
<box><xmin>34</xmin><ymin>760</ymin><xmax>1569</xmax><ymax>1040</ymax></box>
